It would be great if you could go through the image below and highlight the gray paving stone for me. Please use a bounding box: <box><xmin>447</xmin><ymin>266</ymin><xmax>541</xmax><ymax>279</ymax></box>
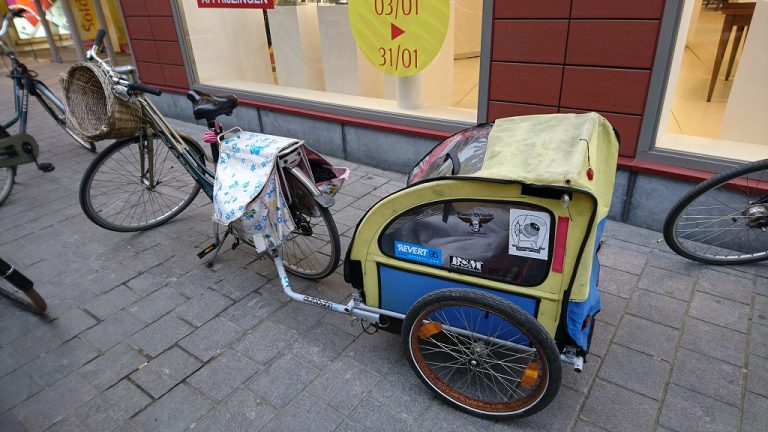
<box><xmin>645</xmin><ymin>249</ymin><xmax>700</xmax><ymax>277</ymax></box>
<box><xmin>588</xmin><ymin>320</ymin><xmax>614</xmax><ymax>358</ymax></box>
<box><xmin>680</xmin><ymin>317</ymin><xmax>747</xmax><ymax>366</ymax></box>
<box><xmin>268</xmin><ymin>300</ymin><xmax>328</xmax><ymax>333</ymax></box>
<box><xmin>757</xmin><ymin>277</ymin><xmax>768</xmax><ymax>296</ymax></box>
<box><xmin>337</xmin><ymin>397</ymin><xmax>412</xmax><ymax>432</ymax></box>
<box><xmin>129</xmin><ymin>347</ymin><xmax>201</xmax><ymax>399</ymax></box>
<box><xmin>689</xmin><ymin>291</ymin><xmax>750</xmax><ymax>333</ymax></box>
<box><xmin>220</xmin><ymin>292</ymin><xmax>282</xmax><ymax>331</ymax></box>
<box><xmin>211</xmin><ymin>268</ymin><xmax>268</xmax><ymax>301</ymax></box>
<box><xmin>638</xmin><ymin>266</ymin><xmax>694</xmax><ymax>301</ymax></box>
<box><xmin>74</xmin><ymin>380</ymin><xmax>151</xmax><ymax>432</ymax></box>
<box><xmin>15</xmin><ymin>374</ymin><xmax>97</xmax><ymax>432</ymax></box>
<box><xmin>132</xmin><ymin>385</ymin><xmax>212</xmax><ymax>432</ymax></box>
<box><xmin>246</xmin><ymin>355</ymin><xmax>320</xmax><ymax>408</ymax></box>
<box><xmin>562</xmin><ymin>353</ymin><xmax>602</xmax><ymax>393</ymax></box>
<box><xmin>174</xmin><ymin>289</ymin><xmax>233</xmax><ymax>327</ymax></box>
<box><xmin>695</xmin><ymin>268</ymin><xmax>754</xmax><ymax>305</ymax></box>
<box><xmin>39</xmin><ymin>416</ymin><xmax>83</xmax><ymax>432</ymax></box>
<box><xmin>598</xmin><ymin>344</ymin><xmax>670</xmax><ymax>400</ymax></box>
<box><xmin>233</xmin><ymin>320</ymin><xmax>298</xmax><ymax>365</ymax></box>
<box><xmin>571</xmin><ymin>420</ymin><xmax>607</xmax><ymax>432</ymax></box>
<box><xmin>80</xmin><ymin>311</ymin><xmax>146</xmax><ymax>352</ymax></box>
<box><xmin>670</xmin><ymin>348</ymin><xmax>742</xmax><ymax>407</ymax></box>
<box><xmin>747</xmin><ymin>354</ymin><xmax>768</xmax><ymax>399</ymax></box>
<box><xmin>0</xmin><ymin>411</ymin><xmax>28</xmax><ymax>432</ymax></box>
<box><xmin>581</xmin><ymin>379</ymin><xmax>658</xmax><ymax>432</ymax></box>
<box><xmin>659</xmin><ymin>384</ymin><xmax>739</xmax><ymax>432</ymax></box>
<box><xmin>287</xmin><ymin>322</ymin><xmax>356</xmax><ymax>369</ymax></box>
<box><xmin>193</xmin><ymin>389</ymin><xmax>276</xmax><ymax>432</ymax></box>
<box><xmin>0</xmin><ymin>335</ymin><xmax>47</xmax><ymax>377</ymax></box>
<box><xmin>743</xmin><ymin>391</ymin><xmax>768</xmax><ymax>432</ymax></box>
<box><xmin>750</xmin><ymin>323</ymin><xmax>768</xmax><ymax>359</ymax></box>
<box><xmin>414</xmin><ymin>403</ymin><xmax>483</xmax><ymax>432</ymax></box>
<box><xmin>525</xmin><ymin>385</ymin><xmax>582</xmax><ymax>431</ymax></box>
<box><xmin>370</xmin><ymin>360</ymin><xmax>434</xmax><ymax>420</ymax></box>
<box><xmin>85</xmin><ymin>266</ymin><xmax>140</xmax><ymax>296</ymax></box>
<box><xmin>125</xmin><ymin>270</ymin><xmax>172</xmax><ymax>297</ymax></box>
<box><xmin>626</xmin><ymin>289</ymin><xmax>687</xmax><ymax>328</ymax></box>
<box><xmin>305</xmin><ymin>357</ymin><xmax>381</xmax><ymax>415</ymax></box>
<box><xmin>594</xmin><ymin>292</ymin><xmax>626</xmax><ymax>326</ymax></box>
<box><xmin>77</xmin><ymin>343</ymin><xmax>146</xmax><ymax>392</ymax></box>
<box><xmin>27</xmin><ymin>337</ymin><xmax>98</xmax><ymax>385</ymax></box>
<box><xmin>754</xmin><ymin>295</ymin><xmax>768</xmax><ymax>327</ymax></box>
<box><xmin>598</xmin><ymin>243</ymin><xmax>647</xmax><ymax>275</ymax></box>
<box><xmin>178</xmin><ymin>317</ymin><xmax>243</xmax><ymax>362</ymax></box>
<box><xmin>0</xmin><ymin>368</ymin><xmax>43</xmax><ymax>414</ymax></box>
<box><xmin>125</xmin><ymin>286</ymin><xmax>185</xmax><ymax>323</ymax></box>
<box><xmin>613</xmin><ymin>314</ymin><xmax>679</xmax><ymax>361</ymax></box>
<box><xmin>128</xmin><ymin>314</ymin><xmax>194</xmax><ymax>357</ymax></box>
<box><xmin>262</xmin><ymin>393</ymin><xmax>344</xmax><ymax>432</ymax></box>
<box><xmin>341</xmin><ymin>328</ymin><xmax>401</xmax><ymax>375</ymax></box>
<box><xmin>339</xmin><ymin>181</ymin><xmax>376</xmax><ymax>199</ymax></box>
<box><xmin>370</xmin><ymin>182</ymin><xmax>402</xmax><ymax>197</ymax></box>
<box><xmin>599</xmin><ymin>267</ymin><xmax>638</xmax><ymax>299</ymax></box>
<box><xmin>0</xmin><ymin>309</ymin><xmax>49</xmax><ymax>345</ymax></box>
<box><xmin>32</xmin><ymin>308</ymin><xmax>97</xmax><ymax>350</ymax></box>
<box><xmin>187</xmin><ymin>349</ymin><xmax>259</xmax><ymax>402</ymax></box>
<box><xmin>83</xmin><ymin>286</ymin><xmax>139</xmax><ymax>321</ymax></box>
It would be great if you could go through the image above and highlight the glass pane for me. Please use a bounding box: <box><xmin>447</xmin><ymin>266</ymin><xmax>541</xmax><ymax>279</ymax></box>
<box><xmin>176</xmin><ymin>0</ymin><xmax>483</xmax><ymax>123</ymax></box>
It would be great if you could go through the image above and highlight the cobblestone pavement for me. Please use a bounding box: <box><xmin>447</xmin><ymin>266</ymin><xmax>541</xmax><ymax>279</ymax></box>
<box><xmin>1</xmin><ymin>58</ymin><xmax>767</xmax><ymax>432</ymax></box>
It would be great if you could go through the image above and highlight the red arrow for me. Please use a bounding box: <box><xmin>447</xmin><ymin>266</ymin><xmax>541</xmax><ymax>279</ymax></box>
<box><xmin>391</xmin><ymin>23</ymin><xmax>405</xmax><ymax>40</ymax></box>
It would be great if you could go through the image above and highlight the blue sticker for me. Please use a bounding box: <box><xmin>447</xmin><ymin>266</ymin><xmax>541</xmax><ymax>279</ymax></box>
<box><xmin>394</xmin><ymin>241</ymin><xmax>442</xmax><ymax>266</ymax></box>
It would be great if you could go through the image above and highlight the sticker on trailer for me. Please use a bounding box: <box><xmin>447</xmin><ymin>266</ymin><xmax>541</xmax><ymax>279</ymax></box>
<box><xmin>394</xmin><ymin>241</ymin><xmax>442</xmax><ymax>266</ymax></box>
<box><xmin>509</xmin><ymin>209</ymin><xmax>550</xmax><ymax>260</ymax></box>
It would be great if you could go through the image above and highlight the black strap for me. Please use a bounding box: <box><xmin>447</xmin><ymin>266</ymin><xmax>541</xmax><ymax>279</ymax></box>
<box><xmin>0</xmin><ymin>258</ymin><xmax>33</xmax><ymax>292</ymax></box>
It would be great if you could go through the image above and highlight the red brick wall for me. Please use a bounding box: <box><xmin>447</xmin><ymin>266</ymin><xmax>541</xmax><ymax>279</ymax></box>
<box><xmin>120</xmin><ymin>0</ymin><xmax>189</xmax><ymax>89</ymax></box>
<box><xmin>487</xmin><ymin>0</ymin><xmax>665</xmax><ymax>157</ymax></box>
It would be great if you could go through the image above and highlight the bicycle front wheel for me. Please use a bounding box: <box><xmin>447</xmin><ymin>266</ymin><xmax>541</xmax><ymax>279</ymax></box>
<box><xmin>280</xmin><ymin>175</ymin><xmax>340</xmax><ymax>279</ymax></box>
<box><xmin>0</xmin><ymin>167</ymin><xmax>13</xmax><ymax>205</ymax></box>
<box><xmin>402</xmin><ymin>289</ymin><xmax>561</xmax><ymax>419</ymax></box>
<box><xmin>79</xmin><ymin>133</ymin><xmax>205</xmax><ymax>232</ymax></box>
<box><xmin>663</xmin><ymin>158</ymin><xmax>768</xmax><ymax>265</ymax></box>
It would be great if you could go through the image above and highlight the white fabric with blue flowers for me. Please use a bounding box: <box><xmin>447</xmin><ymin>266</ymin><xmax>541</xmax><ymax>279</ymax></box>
<box><xmin>212</xmin><ymin>131</ymin><xmax>297</xmax><ymax>253</ymax></box>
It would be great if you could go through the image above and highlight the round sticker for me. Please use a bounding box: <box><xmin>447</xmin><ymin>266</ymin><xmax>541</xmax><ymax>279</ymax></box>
<box><xmin>349</xmin><ymin>0</ymin><xmax>450</xmax><ymax>77</ymax></box>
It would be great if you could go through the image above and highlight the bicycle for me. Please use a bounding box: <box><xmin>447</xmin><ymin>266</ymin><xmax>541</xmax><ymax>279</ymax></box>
<box><xmin>663</xmin><ymin>158</ymin><xmax>768</xmax><ymax>265</ymax></box>
<box><xmin>77</xmin><ymin>30</ymin><xmax>340</xmax><ymax>279</ymax></box>
<box><xmin>0</xmin><ymin>9</ymin><xmax>96</xmax><ymax>205</ymax></box>
<box><xmin>0</xmin><ymin>257</ymin><xmax>47</xmax><ymax>314</ymax></box>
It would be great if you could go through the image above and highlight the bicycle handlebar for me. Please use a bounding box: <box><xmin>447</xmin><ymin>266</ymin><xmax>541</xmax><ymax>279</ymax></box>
<box><xmin>128</xmin><ymin>82</ymin><xmax>162</xmax><ymax>96</ymax></box>
<box><xmin>93</xmin><ymin>29</ymin><xmax>106</xmax><ymax>51</ymax></box>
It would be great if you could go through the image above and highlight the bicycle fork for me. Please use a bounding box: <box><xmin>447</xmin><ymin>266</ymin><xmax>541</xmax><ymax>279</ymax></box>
<box><xmin>138</xmin><ymin>130</ymin><xmax>156</xmax><ymax>190</ymax></box>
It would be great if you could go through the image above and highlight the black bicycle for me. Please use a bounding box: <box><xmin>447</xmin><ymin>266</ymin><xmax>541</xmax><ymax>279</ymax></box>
<box><xmin>0</xmin><ymin>257</ymin><xmax>46</xmax><ymax>314</ymax></box>
<box><xmin>0</xmin><ymin>9</ymin><xmax>96</xmax><ymax>205</ymax></box>
<box><xmin>663</xmin><ymin>158</ymin><xmax>768</xmax><ymax>265</ymax></box>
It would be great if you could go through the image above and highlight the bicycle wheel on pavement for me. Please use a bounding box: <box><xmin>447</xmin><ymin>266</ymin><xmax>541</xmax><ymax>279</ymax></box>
<box><xmin>0</xmin><ymin>167</ymin><xmax>13</xmax><ymax>205</ymax></box>
<box><xmin>280</xmin><ymin>175</ymin><xmax>340</xmax><ymax>279</ymax></box>
<box><xmin>663</xmin><ymin>158</ymin><xmax>768</xmax><ymax>265</ymax></box>
<box><xmin>79</xmin><ymin>133</ymin><xmax>205</xmax><ymax>232</ymax></box>
<box><xmin>402</xmin><ymin>289</ymin><xmax>561</xmax><ymax>419</ymax></box>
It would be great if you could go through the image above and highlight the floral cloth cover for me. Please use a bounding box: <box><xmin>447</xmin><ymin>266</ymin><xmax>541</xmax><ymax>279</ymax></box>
<box><xmin>212</xmin><ymin>131</ymin><xmax>298</xmax><ymax>253</ymax></box>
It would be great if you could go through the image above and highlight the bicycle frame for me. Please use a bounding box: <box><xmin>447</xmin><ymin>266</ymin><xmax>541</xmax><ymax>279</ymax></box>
<box><xmin>2</xmin><ymin>58</ymin><xmax>64</xmax><ymax>134</ymax></box>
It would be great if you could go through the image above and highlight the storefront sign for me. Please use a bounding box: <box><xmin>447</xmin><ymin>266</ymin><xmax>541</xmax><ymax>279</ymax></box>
<box><xmin>197</xmin><ymin>0</ymin><xmax>274</xmax><ymax>8</ymax></box>
<box><xmin>350</xmin><ymin>0</ymin><xmax>450</xmax><ymax>77</ymax></box>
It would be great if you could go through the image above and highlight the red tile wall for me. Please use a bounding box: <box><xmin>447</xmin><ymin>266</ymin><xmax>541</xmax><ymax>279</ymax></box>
<box><xmin>120</xmin><ymin>0</ymin><xmax>188</xmax><ymax>89</ymax></box>
<box><xmin>488</xmin><ymin>0</ymin><xmax>665</xmax><ymax>157</ymax></box>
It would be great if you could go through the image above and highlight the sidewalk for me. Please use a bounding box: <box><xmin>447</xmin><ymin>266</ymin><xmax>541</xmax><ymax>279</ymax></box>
<box><xmin>1</xmin><ymin>59</ymin><xmax>767</xmax><ymax>432</ymax></box>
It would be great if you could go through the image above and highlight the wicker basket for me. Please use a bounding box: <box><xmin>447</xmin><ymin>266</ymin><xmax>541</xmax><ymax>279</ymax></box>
<box><xmin>60</xmin><ymin>62</ymin><xmax>142</xmax><ymax>141</ymax></box>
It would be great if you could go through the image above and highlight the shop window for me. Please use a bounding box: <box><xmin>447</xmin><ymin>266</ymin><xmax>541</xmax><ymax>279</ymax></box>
<box><xmin>655</xmin><ymin>1</ymin><xmax>768</xmax><ymax>162</ymax></box>
<box><xmin>379</xmin><ymin>201</ymin><xmax>553</xmax><ymax>286</ymax></box>
<box><xmin>175</xmin><ymin>0</ymin><xmax>483</xmax><ymax>123</ymax></box>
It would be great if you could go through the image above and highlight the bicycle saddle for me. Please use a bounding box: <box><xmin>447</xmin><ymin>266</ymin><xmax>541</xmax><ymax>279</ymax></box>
<box><xmin>186</xmin><ymin>89</ymin><xmax>239</xmax><ymax>122</ymax></box>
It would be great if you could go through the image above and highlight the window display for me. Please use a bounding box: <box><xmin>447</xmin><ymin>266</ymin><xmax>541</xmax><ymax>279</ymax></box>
<box><xmin>175</xmin><ymin>0</ymin><xmax>483</xmax><ymax>123</ymax></box>
<box><xmin>655</xmin><ymin>0</ymin><xmax>768</xmax><ymax>163</ymax></box>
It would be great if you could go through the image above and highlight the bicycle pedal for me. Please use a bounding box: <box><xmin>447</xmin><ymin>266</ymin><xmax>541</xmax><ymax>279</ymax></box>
<box><xmin>197</xmin><ymin>243</ymin><xmax>218</xmax><ymax>259</ymax></box>
<box><xmin>38</xmin><ymin>162</ymin><xmax>54</xmax><ymax>172</ymax></box>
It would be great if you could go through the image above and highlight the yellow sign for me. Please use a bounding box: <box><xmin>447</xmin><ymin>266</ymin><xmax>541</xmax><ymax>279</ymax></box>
<box><xmin>349</xmin><ymin>0</ymin><xmax>450</xmax><ymax>77</ymax></box>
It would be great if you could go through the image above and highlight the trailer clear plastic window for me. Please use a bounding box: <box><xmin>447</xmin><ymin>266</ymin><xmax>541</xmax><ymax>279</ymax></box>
<box><xmin>379</xmin><ymin>200</ymin><xmax>553</xmax><ymax>286</ymax></box>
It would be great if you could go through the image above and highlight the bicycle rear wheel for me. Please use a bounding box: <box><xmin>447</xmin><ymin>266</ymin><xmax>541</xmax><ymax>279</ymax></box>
<box><xmin>663</xmin><ymin>158</ymin><xmax>768</xmax><ymax>265</ymax></box>
<box><xmin>0</xmin><ymin>167</ymin><xmax>13</xmax><ymax>205</ymax></box>
<box><xmin>79</xmin><ymin>133</ymin><xmax>205</xmax><ymax>232</ymax></box>
<box><xmin>402</xmin><ymin>289</ymin><xmax>561</xmax><ymax>419</ymax></box>
<box><xmin>279</xmin><ymin>175</ymin><xmax>340</xmax><ymax>279</ymax></box>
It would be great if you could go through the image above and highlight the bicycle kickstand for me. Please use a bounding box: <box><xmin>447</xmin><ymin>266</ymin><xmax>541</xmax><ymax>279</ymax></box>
<box><xmin>205</xmin><ymin>227</ymin><xmax>231</xmax><ymax>268</ymax></box>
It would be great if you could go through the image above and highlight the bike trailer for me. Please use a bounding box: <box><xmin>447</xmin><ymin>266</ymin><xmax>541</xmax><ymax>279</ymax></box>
<box><xmin>345</xmin><ymin>112</ymin><xmax>619</xmax><ymax>357</ymax></box>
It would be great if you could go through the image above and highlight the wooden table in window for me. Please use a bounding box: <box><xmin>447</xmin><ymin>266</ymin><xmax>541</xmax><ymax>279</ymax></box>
<box><xmin>707</xmin><ymin>2</ymin><xmax>755</xmax><ymax>102</ymax></box>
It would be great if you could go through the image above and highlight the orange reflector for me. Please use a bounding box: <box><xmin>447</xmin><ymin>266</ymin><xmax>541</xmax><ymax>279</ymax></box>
<box><xmin>520</xmin><ymin>361</ymin><xmax>540</xmax><ymax>389</ymax></box>
<box><xmin>418</xmin><ymin>322</ymin><xmax>443</xmax><ymax>339</ymax></box>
